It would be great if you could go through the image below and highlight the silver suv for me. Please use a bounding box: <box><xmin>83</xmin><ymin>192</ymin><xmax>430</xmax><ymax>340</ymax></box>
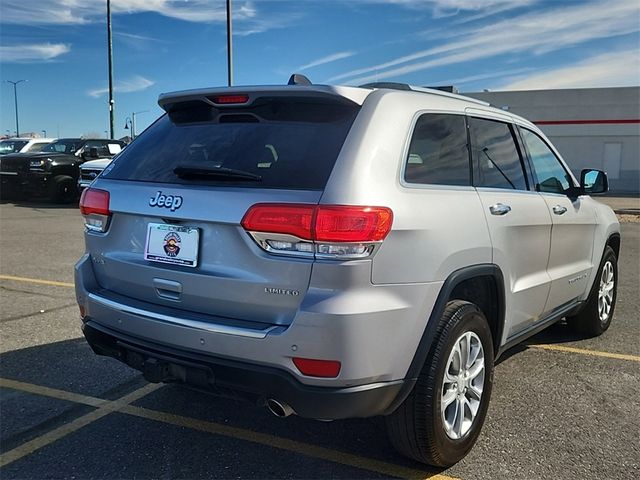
<box><xmin>75</xmin><ymin>80</ymin><xmax>620</xmax><ymax>466</ymax></box>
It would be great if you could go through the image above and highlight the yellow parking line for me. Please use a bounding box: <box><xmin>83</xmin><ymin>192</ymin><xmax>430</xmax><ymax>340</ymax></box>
<box><xmin>1</xmin><ymin>377</ymin><xmax>455</xmax><ymax>480</ymax></box>
<box><xmin>0</xmin><ymin>383</ymin><xmax>160</xmax><ymax>468</ymax></box>
<box><xmin>529</xmin><ymin>344</ymin><xmax>640</xmax><ymax>362</ymax></box>
<box><xmin>0</xmin><ymin>274</ymin><xmax>74</xmax><ymax>288</ymax></box>
<box><xmin>120</xmin><ymin>404</ymin><xmax>454</xmax><ymax>480</ymax></box>
<box><xmin>0</xmin><ymin>378</ymin><xmax>106</xmax><ymax>408</ymax></box>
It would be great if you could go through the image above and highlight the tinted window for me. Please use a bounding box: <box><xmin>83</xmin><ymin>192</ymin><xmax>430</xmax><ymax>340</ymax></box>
<box><xmin>103</xmin><ymin>98</ymin><xmax>359</xmax><ymax>190</ymax></box>
<box><xmin>404</xmin><ymin>113</ymin><xmax>470</xmax><ymax>186</ymax></box>
<box><xmin>521</xmin><ymin>129</ymin><xmax>573</xmax><ymax>194</ymax></box>
<box><xmin>82</xmin><ymin>140</ymin><xmax>120</xmax><ymax>157</ymax></box>
<box><xmin>41</xmin><ymin>140</ymin><xmax>82</xmax><ymax>154</ymax></box>
<box><xmin>469</xmin><ymin>117</ymin><xmax>527</xmax><ymax>190</ymax></box>
<box><xmin>0</xmin><ymin>140</ymin><xmax>27</xmax><ymax>154</ymax></box>
<box><xmin>25</xmin><ymin>142</ymin><xmax>50</xmax><ymax>152</ymax></box>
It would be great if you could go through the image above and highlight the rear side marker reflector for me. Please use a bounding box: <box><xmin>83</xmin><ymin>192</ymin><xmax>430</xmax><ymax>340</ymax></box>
<box><xmin>293</xmin><ymin>357</ymin><xmax>341</xmax><ymax>378</ymax></box>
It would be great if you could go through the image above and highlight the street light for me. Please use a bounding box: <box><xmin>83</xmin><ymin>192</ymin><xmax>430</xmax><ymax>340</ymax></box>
<box><xmin>123</xmin><ymin>110</ymin><xmax>148</xmax><ymax>139</ymax></box>
<box><xmin>5</xmin><ymin>80</ymin><xmax>27</xmax><ymax>137</ymax></box>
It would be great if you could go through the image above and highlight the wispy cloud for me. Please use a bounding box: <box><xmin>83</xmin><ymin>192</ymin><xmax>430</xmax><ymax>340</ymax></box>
<box><xmin>431</xmin><ymin>67</ymin><xmax>535</xmax><ymax>87</ymax></box>
<box><xmin>234</xmin><ymin>10</ymin><xmax>303</xmax><ymax>37</ymax></box>
<box><xmin>296</xmin><ymin>51</ymin><xmax>356</xmax><ymax>71</ymax></box>
<box><xmin>114</xmin><ymin>32</ymin><xmax>167</xmax><ymax>43</ymax></box>
<box><xmin>0</xmin><ymin>43</ymin><xmax>71</xmax><ymax>63</ymax></box>
<box><xmin>1</xmin><ymin>0</ymin><xmax>259</xmax><ymax>25</ymax></box>
<box><xmin>367</xmin><ymin>0</ymin><xmax>536</xmax><ymax>17</ymax></box>
<box><xmin>330</xmin><ymin>0</ymin><xmax>640</xmax><ymax>85</ymax></box>
<box><xmin>497</xmin><ymin>50</ymin><xmax>640</xmax><ymax>90</ymax></box>
<box><xmin>88</xmin><ymin>75</ymin><xmax>155</xmax><ymax>98</ymax></box>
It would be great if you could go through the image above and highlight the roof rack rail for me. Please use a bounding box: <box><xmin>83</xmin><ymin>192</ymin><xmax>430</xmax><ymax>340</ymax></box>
<box><xmin>288</xmin><ymin>73</ymin><xmax>312</xmax><ymax>86</ymax></box>
<box><xmin>425</xmin><ymin>85</ymin><xmax>458</xmax><ymax>94</ymax></box>
<box><xmin>359</xmin><ymin>81</ymin><xmax>489</xmax><ymax>107</ymax></box>
<box><xmin>360</xmin><ymin>82</ymin><xmax>411</xmax><ymax>90</ymax></box>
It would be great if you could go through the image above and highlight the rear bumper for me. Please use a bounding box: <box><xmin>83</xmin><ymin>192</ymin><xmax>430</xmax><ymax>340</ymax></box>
<box><xmin>82</xmin><ymin>320</ymin><xmax>406</xmax><ymax>419</ymax></box>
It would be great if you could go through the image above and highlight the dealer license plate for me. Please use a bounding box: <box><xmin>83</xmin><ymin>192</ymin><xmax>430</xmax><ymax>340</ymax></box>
<box><xmin>144</xmin><ymin>223</ymin><xmax>199</xmax><ymax>268</ymax></box>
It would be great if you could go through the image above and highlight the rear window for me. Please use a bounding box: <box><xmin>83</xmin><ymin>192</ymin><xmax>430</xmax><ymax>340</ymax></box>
<box><xmin>102</xmin><ymin>97</ymin><xmax>360</xmax><ymax>190</ymax></box>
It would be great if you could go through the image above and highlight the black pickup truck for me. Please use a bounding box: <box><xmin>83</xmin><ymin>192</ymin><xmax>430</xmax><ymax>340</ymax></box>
<box><xmin>0</xmin><ymin>138</ymin><xmax>126</xmax><ymax>202</ymax></box>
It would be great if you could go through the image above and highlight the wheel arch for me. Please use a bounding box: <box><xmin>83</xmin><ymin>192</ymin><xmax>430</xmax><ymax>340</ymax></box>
<box><xmin>606</xmin><ymin>233</ymin><xmax>620</xmax><ymax>259</ymax></box>
<box><xmin>383</xmin><ymin>263</ymin><xmax>505</xmax><ymax>415</ymax></box>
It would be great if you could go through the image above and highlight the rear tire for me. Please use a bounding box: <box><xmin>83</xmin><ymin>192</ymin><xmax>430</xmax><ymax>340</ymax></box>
<box><xmin>567</xmin><ymin>246</ymin><xmax>617</xmax><ymax>337</ymax></box>
<box><xmin>385</xmin><ymin>300</ymin><xmax>494</xmax><ymax>467</ymax></box>
<box><xmin>50</xmin><ymin>175</ymin><xmax>76</xmax><ymax>203</ymax></box>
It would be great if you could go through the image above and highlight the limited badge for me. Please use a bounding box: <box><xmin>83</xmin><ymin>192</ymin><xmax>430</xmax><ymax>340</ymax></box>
<box><xmin>163</xmin><ymin>232</ymin><xmax>181</xmax><ymax>257</ymax></box>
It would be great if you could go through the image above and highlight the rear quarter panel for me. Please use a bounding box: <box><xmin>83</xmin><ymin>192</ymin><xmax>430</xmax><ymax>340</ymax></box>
<box><xmin>321</xmin><ymin>90</ymin><xmax>492</xmax><ymax>284</ymax></box>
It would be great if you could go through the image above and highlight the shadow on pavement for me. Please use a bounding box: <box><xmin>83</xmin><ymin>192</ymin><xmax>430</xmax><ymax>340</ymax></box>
<box><xmin>0</xmin><ymin>199</ymin><xmax>79</xmax><ymax>209</ymax></box>
<box><xmin>0</xmin><ymin>338</ymin><xmax>445</xmax><ymax>479</ymax></box>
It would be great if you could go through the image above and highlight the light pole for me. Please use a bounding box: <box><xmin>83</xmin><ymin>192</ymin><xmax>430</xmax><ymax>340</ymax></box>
<box><xmin>107</xmin><ymin>0</ymin><xmax>115</xmax><ymax>139</ymax></box>
<box><xmin>226</xmin><ymin>0</ymin><xmax>233</xmax><ymax>86</ymax></box>
<box><xmin>131</xmin><ymin>110</ymin><xmax>148</xmax><ymax>138</ymax></box>
<box><xmin>5</xmin><ymin>80</ymin><xmax>27</xmax><ymax>137</ymax></box>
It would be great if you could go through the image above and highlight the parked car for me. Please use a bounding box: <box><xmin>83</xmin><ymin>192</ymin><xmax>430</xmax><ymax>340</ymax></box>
<box><xmin>76</xmin><ymin>79</ymin><xmax>620</xmax><ymax>467</ymax></box>
<box><xmin>0</xmin><ymin>138</ymin><xmax>125</xmax><ymax>202</ymax></box>
<box><xmin>0</xmin><ymin>137</ymin><xmax>56</xmax><ymax>155</ymax></box>
<box><xmin>78</xmin><ymin>158</ymin><xmax>115</xmax><ymax>191</ymax></box>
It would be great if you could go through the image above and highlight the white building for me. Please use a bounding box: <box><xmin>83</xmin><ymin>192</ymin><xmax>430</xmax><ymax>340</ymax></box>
<box><xmin>465</xmin><ymin>87</ymin><xmax>640</xmax><ymax>195</ymax></box>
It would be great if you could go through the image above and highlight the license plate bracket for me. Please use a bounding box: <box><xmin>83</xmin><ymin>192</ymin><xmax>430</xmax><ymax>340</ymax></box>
<box><xmin>144</xmin><ymin>223</ymin><xmax>199</xmax><ymax>268</ymax></box>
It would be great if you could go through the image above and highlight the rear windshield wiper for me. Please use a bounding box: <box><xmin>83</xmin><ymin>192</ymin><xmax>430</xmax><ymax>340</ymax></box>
<box><xmin>174</xmin><ymin>164</ymin><xmax>262</xmax><ymax>181</ymax></box>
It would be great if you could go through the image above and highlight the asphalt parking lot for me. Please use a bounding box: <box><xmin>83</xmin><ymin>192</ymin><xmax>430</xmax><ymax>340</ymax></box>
<box><xmin>0</xmin><ymin>201</ymin><xmax>638</xmax><ymax>480</ymax></box>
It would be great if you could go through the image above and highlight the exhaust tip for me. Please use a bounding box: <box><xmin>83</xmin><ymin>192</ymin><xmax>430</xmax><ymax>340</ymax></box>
<box><xmin>266</xmin><ymin>399</ymin><xmax>294</xmax><ymax>418</ymax></box>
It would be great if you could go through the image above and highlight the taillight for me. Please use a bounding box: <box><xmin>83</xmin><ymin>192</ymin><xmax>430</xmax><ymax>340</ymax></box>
<box><xmin>79</xmin><ymin>188</ymin><xmax>111</xmax><ymax>233</ymax></box>
<box><xmin>315</xmin><ymin>206</ymin><xmax>393</xmax><ymax>242</ymax></box>
<box><xmin>241</xmin><ymin>204</ymin><xmax>314</xmax><ymax>240</ymax></box>
<box><xmin>293</xmin><ymin>357</ymin><xmax>341</xmax><ymax>378</ymax></box>
<box><xmin>241</xmin><ymin>204</ymin><xmax>393</xmax><ymax>260</ymax></box>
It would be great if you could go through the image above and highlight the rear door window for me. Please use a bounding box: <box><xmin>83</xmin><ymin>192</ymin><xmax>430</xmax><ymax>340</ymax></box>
<box><xmin>469</xmin><ymin>117</ymin><xmax>528</xmax><ymax>191</ymax></box>
<box><xmin>404</xmin><ymin>113</ymin><xmax>470</xmax><ymax>186</ymax></box>
<box><xmin>102</xmin><ymin>97</ymin><xmax>360</xmax><ymax>190</ymax></box>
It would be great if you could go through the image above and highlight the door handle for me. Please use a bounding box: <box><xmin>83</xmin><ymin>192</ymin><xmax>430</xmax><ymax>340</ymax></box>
<box><xmin>552</xmin><ymin>205</ymin><xmax>568</xmax><ymax>215</ymax></box>
<box><xmin>489</xmin><ymin>203</ymin><xmax>511</xmax><ymax>216</ymax></box>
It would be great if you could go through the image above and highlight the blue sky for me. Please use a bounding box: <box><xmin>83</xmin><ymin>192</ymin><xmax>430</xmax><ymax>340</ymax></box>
<box><xmin>1</xmin><ymin>0</ymin><xmax>639</xmax><ymax>139</ymax></box>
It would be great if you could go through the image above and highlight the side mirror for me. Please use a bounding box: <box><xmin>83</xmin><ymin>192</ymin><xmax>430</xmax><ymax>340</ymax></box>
<box><xmin>580</xmin><ymin>169</ymin><xmax>608</xmax><ymax>195</ymax></box>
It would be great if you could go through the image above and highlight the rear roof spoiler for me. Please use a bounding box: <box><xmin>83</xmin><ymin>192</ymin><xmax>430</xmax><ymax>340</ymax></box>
<box><xmin>158</xmin><ymin>85</ymin><xmax>371</xmax><ymax>112</ymax></box>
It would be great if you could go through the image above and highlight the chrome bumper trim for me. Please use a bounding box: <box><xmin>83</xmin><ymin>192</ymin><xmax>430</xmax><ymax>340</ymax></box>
<box><xmin>87</xmin><ymin>292</ymin><xmax>278</xmax><ymax>339</ymax></box>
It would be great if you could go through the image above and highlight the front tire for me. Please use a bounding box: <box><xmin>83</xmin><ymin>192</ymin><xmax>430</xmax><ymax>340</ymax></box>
<box><xmin>385</xmin><ymin>300</ymin><xmax>494</xmax><ymax>467</ymax></box>
<box><xmin>50</xmin><ymin>175</ymin><xmax>76</xmax><ymax>203</ymax></box>
<box><xmin>567</xmin><ymin>246</ymin><xmax>618</xmax><ymax>337</ymax></box>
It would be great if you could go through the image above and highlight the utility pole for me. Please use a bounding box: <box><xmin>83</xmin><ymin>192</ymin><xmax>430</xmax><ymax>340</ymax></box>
<box><xmin>6</xmin><ymin>80</ymin><xmax>26</xmax><ymax>137</ymax></box>
<box><xmin>226</xmin><ymin>0</ymin><xmax>233</xmax><ymax>86</ymax></box>
<box><xmin>107</xmin><ymin>0</ymin><xmax>115</xmax><ymax>138</ymax></box>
